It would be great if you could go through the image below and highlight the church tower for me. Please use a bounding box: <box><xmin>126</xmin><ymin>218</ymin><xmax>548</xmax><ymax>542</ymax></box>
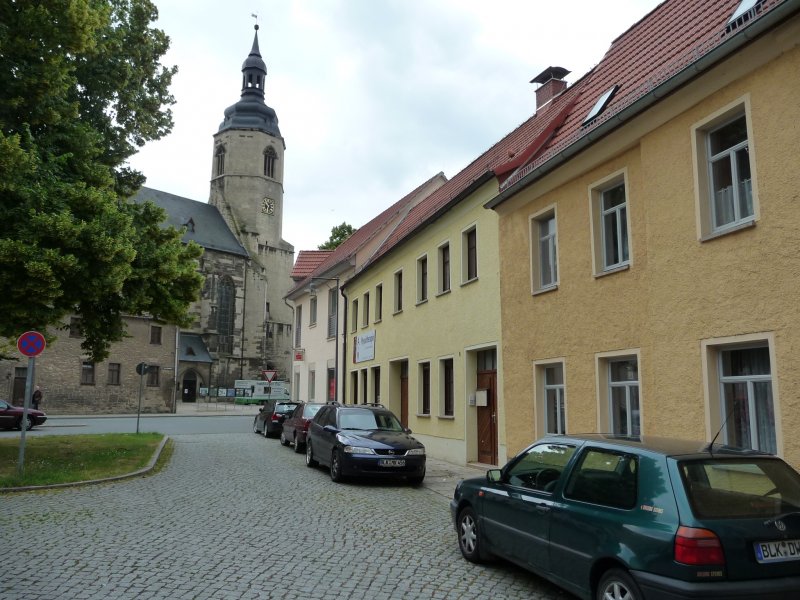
<box><xmin>209</xmin><ymin>24</ymin><xmax>295</xmax><ymax>384</ymax></box>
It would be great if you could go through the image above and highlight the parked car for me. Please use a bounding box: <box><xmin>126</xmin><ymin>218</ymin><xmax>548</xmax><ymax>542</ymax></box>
<box><xmin>280</xmin><ymin>402</ymin><xmax>324</xmax><ymax>452</ymax></box>
<box><xmin>305</xmin><ymin>402</ymin><xmax>426</xmax><ymax>484</ymax></box>
<box><xmin>0</xmin><ymin>399</ymin><xmax>47</xmax><ymax>430</ymax></box>
<box><xmin>253</xmin><ymin>400</ymin><xmax>300</xmax><ymax>438</ymax></box>
<box><xmin>451</xmin><ymin>433</ymin><xmax>800</xmax><ymax>600</ymax></box>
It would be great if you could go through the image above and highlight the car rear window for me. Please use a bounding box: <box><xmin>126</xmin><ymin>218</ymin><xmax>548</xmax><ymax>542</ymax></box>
<box><xmin>303</xmin><ymin>404</ymin><xmax>322</xmax><ymax>418</ymax></box>
<box><xmin>275</xmin><ymin>403</ymin><xmax>298</xmax><ymax>414</ymax></box>
<box><xmin>679</xmin><ymin>458</ymin><xmax>800</xmax><ymax>519</ymax></box>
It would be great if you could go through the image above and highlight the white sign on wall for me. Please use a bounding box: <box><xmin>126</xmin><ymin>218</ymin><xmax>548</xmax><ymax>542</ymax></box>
<box><xmin>354</xmin><ymin>330</ymin><xmax>376</xmax><ymax>363</ymax></box>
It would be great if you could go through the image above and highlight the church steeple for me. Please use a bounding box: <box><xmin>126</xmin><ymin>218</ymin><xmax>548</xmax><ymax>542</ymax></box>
<box><xmin>218</xmin><ymin>24</ymin><xmax>281</xmax><ymax>137</ymax></box>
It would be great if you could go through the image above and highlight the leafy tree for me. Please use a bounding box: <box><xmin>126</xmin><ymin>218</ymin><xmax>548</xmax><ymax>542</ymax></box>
<box><xmin>318</xmin><ymin>222</ymin><xmax>357</xmax><ymax>250</ymax></box>
<box><xmin>0</xmin><ymin>0</ymin><xmax>203</xmax><ymax>361</ymax></box>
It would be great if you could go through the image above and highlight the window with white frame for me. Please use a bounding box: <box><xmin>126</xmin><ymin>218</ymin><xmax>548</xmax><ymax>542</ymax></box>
<box><xmin>440</xmin><ymin>358</ymin><xmax>454</xmax><ymax>417</ymax></box>
<box><xmin>327</xmin><ymin>288</ymin><xmax>337</xmax><ymax>338</ymax></box>
<box><xmin>438</xmin><ymin>243</ymin><xmax>450</xmax><ymax>294</ymax></box>
<box><xmin>530</xmin><ymin>209</ymin><xmax>558</xmax><ymax>292</ymax></box>
<box><xmin>419</xmin><ymin>362</ymin><xmax>431</xmax><ymax>415</ymax></box>
<box><xmin>719</xmin><ymin>346</ymin><xmax>775</xmax><ymax>454</ymax></box>
<box><xmin>462</xmin><ymin>226</ymin><xmax>478</xmax><ymax>282</ymax></box>
<box><xmin>544</xmin><ymin>364</ymin><xmax>566</xmax><ymax>434</ymax></box>
<box><xmin>375</xmin><ymin>284</ymin><xmax>383</xmax><ymax>321</ymax></box>
<box><xmin>394</xmin><ymin>270</ymin><xmax>403</xmax><ymax>313</ymax></box>
<box><xmin>351</xmin><ymin>298</ymin><xmax>359</xmax><ymax>332</ymax></box>
<box><xmin>608</xmin><ymin>358</ymin><xmax>640</xmax><ymax>436</ymax></box>
<box><xmin>309</xmin><ymin>296</ymin><xmax>317</xmax><ymax>327</ymax></box>
<box><xmin>308</xmin><ymin>370</ymin><xmax>316</xmax><ymax>400</ymax></box>
<box><xmin>294</xmin><ymin>305</ymin><xmax>302</xmax><ymax>348</ymax></box>
<box><xmin>362</xmin><ymin>292</ymin><xmax>370</xmax><ymax>327</ymax></box>
<box><xmin>371</xmin><ymin>366</ymin><xmax>381</xmax><ymax>403</ymax></box>
<box><xmin>599</xmin><ymin>181</ymin><xmax>629</xmax><ymax>271</ymax></box>
<box><xmin>417</xmin><ymin>255</ymin><xmax>428</xmax><ymax>303</ymax></box>
<box><xmin>692</xmin><ymin>102</ymin><xmax>757</xmax><ymax>239</ymax></box>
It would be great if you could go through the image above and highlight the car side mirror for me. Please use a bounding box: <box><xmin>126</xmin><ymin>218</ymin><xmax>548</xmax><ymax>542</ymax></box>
<box><xmin>323</xmin><ymin>425</ymin><xmax>339</xmax><ymax>434</ymax></box>
<box><xmin>405</xmin><ymin>427</ymin><xmax>413</xmax><ymax>434</ymax></box>
<box><xmin>487</xmin><ymin>469</ymin><xmax>503</xmax><ymax>483</ymax></box>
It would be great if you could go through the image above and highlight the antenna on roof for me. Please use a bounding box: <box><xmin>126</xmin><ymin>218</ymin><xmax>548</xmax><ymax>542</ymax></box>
<box><xmin>707</xmin><ymin>406</ymin><xmax>735</xmax><ymax>457</ymax></box>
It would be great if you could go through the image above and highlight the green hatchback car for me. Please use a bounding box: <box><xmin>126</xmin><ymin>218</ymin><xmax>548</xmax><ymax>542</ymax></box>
<box><xmin>451</xmin><ymin>434</ymin><xmax>800</xmax><ymax>600</ymax></box>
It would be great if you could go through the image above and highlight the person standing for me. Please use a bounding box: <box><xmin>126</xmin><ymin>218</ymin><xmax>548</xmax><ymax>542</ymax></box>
<box><xmin>31</xmin><ymin>386</ymin><xmax>42</xmax><ymax>410</ymax></box>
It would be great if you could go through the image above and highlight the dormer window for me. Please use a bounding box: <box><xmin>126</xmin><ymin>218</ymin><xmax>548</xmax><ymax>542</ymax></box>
<box><xmin>264</xmin><ymin>146</ymin><xmax>277</xmax><ymax>178</ymax></box>
<box><xmin>583</xmin><ymin>85</ymin><xmax>619</xmax><ymax>126</ymax></box>
<box><xmin>215</xmin><ymin>145</ymin><xmax>225</xmax><ymax>176</ymax></box>
<box><xmin>726</xmin><ymin>0</ymin><xmax>763</xmax><ymax>34</ymax></box>
<box><xmin>183</xmin><ymin>218</ymin><xmax>195</xmax><ymax>233</ymax></box>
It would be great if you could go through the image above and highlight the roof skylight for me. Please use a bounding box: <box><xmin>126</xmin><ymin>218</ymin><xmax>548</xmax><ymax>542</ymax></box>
<box><xmin>582</xmin><ymin>85</ymin><xmax>619</xmax><ymax>125</ymax></box>
<box><xmin>729</xmin><ymin>0</ymin><xmax>759</xmax><ymax>23</ymax></box>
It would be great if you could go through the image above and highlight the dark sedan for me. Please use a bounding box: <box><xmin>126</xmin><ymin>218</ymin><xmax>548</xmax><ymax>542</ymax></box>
<box><xmin>451</xmin><ymin>434</ymin><xmax>800</xmax><ymax>600</ymax></box>
<box><xmin>280</xmin><ymin>402</ymin><xmax>324</xmax><ymax>452</ymax></box>
<box><xmin>305</xmin><ymin>403</ymin><xmax>425</xmax><ymax>484</ymax></box>
<box><xmin>253</xmin><ymin>400</ymin><xmax>300</xmax><ymax>438</ymax></box>
<box><xmin>0</xmin><ymin>399</ymin><xmax>47</xmax><ymax>430</ymax></box>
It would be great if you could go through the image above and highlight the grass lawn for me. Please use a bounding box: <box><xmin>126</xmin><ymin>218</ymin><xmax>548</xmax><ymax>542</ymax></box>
<box><xmin>0</xmin><ymin>433</ymin><xmax>167</xmax><ymax>489</ymax></box>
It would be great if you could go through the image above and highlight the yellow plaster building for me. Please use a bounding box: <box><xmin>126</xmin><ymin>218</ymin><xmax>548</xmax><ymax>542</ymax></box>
<box><xmin>487</xmin><ymin>0</ymin><xmax>800</xmax><ymax>465</ymax></box>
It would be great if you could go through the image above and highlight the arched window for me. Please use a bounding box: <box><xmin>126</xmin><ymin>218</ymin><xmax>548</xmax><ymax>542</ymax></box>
<box><xmin>217</xmin><ymin>276</ymin><xmax>235</xmax><ymax>353</ymax></box>
<box><xmin>264</xmin><ymin>146</ymin><xmax>277</xmax><ymax>178</ymax></box>
<box><xmin>215</xmin><ymin>145</ymin><xmax>226</xmax><ymax>176</ymax></box>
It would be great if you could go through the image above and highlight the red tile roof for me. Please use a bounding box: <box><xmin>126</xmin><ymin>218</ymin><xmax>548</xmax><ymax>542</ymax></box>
<box><xmin>291</xmin><ymin>250</ymin><xmax>333</xmax><ymax>280</ymax></box>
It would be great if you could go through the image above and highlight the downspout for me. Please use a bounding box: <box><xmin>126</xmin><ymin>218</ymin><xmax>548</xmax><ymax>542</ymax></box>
<box><xmin>486</xmin><ymin>0</ymin><xmax>800</xmax><ymax>209</ymax></box>
<box><xmin>340</xmin><ymin>285</ymin><xmax>348</xmax><ymax>404</ymax></box>
<box><xmin>283</xmin><ymin>295</ymin><xmax>295</xmax><ymax>397</ymax></box>
<box><xmin>172</xmin><ymin>327</ymin><xmax>179</xmax><ymax>413</ymax></box>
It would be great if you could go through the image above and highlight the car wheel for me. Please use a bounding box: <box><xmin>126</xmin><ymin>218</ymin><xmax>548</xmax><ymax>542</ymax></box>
<box><xmin>330</xmin><ymin>449</ymin><xmax>344</xmax><ymax>483</ymax></box>
<box><xmin>25</xmin><ymin>415</ymin><xmax>34</xmax><ymax>431</ymax></box>
<box><xmin>597</xmin><ymin>568</ymin><xmax>642</xmax><ymax>600</ymax></box>
<box><xmin>279</xmin><ymin>431</ymin><xmax>290</xmax><ymax>447</ymax></box>
<box><xmin>457</xmin><ymin>507</ymin><xmax>484</xmax><ymax>563</ymax></box>
<box><xmin>293</xmin><ymin>435</ymin><xmax>304</xmax><ymax>454</ymax></box>
<box><xmin>253</xmin><ymin>418</ymin><xmax>260</xmax><ymax>434</ymax></box>
<box><xmin>408</xmin><ymin>469</ymin><xmax>425</xmax><ymax>486</ymax></box>
<box><xmin>263</xmin><ymin>424</ymin><xmax>270</xmax><ymax>438</ymax></box>
<box><xmin>305</xmin><ymin>440</ymin><xmax>318</xmax><ymax>467</ymax></box>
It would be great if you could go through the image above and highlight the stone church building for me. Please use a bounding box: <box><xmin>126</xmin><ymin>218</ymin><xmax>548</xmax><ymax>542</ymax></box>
<box><xmin>1</xmin><ymin>26</ymin><xmax>295</xmax><ymax>414</ymax></box>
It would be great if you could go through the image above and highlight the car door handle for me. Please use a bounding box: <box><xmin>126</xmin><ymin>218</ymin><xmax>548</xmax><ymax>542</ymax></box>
<box><xmin>535</xmin><ymin>504</ymin><xmax>551</xmax><ymax>514</ymax></box>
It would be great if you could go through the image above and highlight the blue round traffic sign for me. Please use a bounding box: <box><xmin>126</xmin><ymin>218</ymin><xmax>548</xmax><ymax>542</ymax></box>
<box><xmin>17</xmin><ymin>331</ymin><xmax>46</xmax><ymax>357</ymax></box>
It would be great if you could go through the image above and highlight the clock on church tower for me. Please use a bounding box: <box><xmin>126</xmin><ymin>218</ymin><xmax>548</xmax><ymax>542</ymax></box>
<box><xmin>262</xmin><ymin>197</ymin><xmax>275</xmax><ymax>215</ymax></box>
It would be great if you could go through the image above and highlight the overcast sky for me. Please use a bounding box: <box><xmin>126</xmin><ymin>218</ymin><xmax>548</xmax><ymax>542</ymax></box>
<box><xmin>128</xmin><ymin>0</ymin><xmax>664</xmax><ymax>253</ymax></box>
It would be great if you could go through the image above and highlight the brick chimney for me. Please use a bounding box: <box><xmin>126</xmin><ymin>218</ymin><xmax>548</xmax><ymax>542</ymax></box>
<box><xmin>531</xmin><ymin>66</ymin><xmax>570</xmax><ymax>112</ymax></box>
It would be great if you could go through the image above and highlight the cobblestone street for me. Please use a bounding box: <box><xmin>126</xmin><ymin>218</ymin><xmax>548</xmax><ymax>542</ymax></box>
<box><xmin>1</xmin><ymin>433</ymin><xmax>571</xmax><ymax>599</ymax></box>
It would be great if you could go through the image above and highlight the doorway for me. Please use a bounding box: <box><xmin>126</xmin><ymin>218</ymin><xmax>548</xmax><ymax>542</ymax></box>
<box><xmin>182</xmin><ymin>371</ymin><xmax>198</xmax><ymax>402</ymax></box>
<box><xmin>476</xmin><ymin>350</ymin><xmax>498</xmax><ymax>465</ymax></box>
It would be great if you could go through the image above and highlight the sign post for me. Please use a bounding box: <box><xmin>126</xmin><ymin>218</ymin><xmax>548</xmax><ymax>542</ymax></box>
<box><xmin>16</xmin><ymin>331</ymin><xmax>46</xmax><ymax>476</ymax></box>
<box><xmin>135</xmin><ymin>362</ymin><xmax>151</xmax><ymax>434</ymax></box>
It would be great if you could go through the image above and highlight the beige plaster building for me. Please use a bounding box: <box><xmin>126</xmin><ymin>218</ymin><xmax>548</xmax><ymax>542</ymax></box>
<box><xmin>486</xmin><ymin>0</ymin><xmax>800</xmax><ymax>465</ymax></box>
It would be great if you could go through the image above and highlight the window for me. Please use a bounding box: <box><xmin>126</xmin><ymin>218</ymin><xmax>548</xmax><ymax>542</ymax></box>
<box><xmin>417</xmin><ymin>255</ymin><xmax>428</xmax><ymax>303</ymax></box>
<box><xmin>150</xmin><ymin>325</ymin><xmax>162</xmax><ymax>345</ymax></box>
<box><xmin>351</xmin><ymin>371</ymin><xmax>358</xmax><ymax>404</ymax></box>
<box><xmin>81</xmin><ymin>361</ymin><xmax>95</xmax><ymax>385</ymax></box>
<box><xmin>719</xmin><ymin>346</ymin><xmax>775</xmax><ymax>454</ymax></box>
<box><xmin>309</xmin><ymin>296</ymin><xmax>317</xmax><ymax>327</ymax></box>
<box><xmin>506</xmin><ymin>443</ymin><xmax>576</xmax><ymax>492</ymax></box>
<box><xmin>440</xmin><ymin>358</ymin><xmax>454</xmax><ymax>417</ymax></box>
<box><xmin>375</xmin><ymin>284</ymin><xmax>383</xmax><ymax>322</ymax></box>
<box><xmin>215</xmin><ymin>145</ymin><xmax>225</xmax><ymax>176</ymax></box>
<box><xmin>530</xmin><ymin>209</ymin><xmax>558</xmax><ymax>292</ymax></box>
<box><xmin>419</xmin><ymin>362</ymin><xmax>431</xmax><ymax>415</ymax></box>
<box><xmin>308</xmin><ymin>370</ymin><xmax>316</xmax><ymax>400</ymax></box>
<box><xmin>217</xmin><ymin>276</ymin><xmax>235</xmax><ymax>354</ymax></box>
<box><xmin>609</xmin><ymin>358</ymin><xmax>640</xmax><ymax>436</ymax></box>
<box><xmin>327</xmin><ymin>289</ymin><xmax>337</xmax><ymax>338</ymax></box>
<box><xmin>462</xmin><ymin>226</ymin><xmax>478</xmax><ymax>282</ymax></box>
<box><xmin>590</xmin><ymin>172</ymin><xmax>630</xmax><ymax>274</ymax></box>
<box><xmin>544</xmin><ymin>364</ymin><xmax>566</xmax><ymax>434</ymax></box>
<box><xmin>371</xmin><ymin>366</ymin><xmax>381</xmax><ymax>403</ymax></box>
<box><xmin>263</xmin><ymin>146</ymin><xmax>277</xmax><ymax>178</ymax></box>
<box><xmin>394</xmin><ymin>271</ymin><xmax>403</xmax><ymax>313</ymax></box>
<box><xmin>438</xmin><ymin>243</ymin><xmax>450</xmax><ymax>294</ymax></box>
<box><xmin>294</xmin><ymin>305</ymin><xmax>302</xmax><ymax>348</ymax></box>
<box><xmin>327</xmin><ymin>368</ymin><xmax>335</xmax><ymax>402</ymax></box>
<box><xmin>362</xmin><ymin>292</ymin><xmax>370</xmax><ymax>327</ymax></box>
<box><xmin>107</xmin><ymin>363</ymin><xmax>121</xmax><ymax>386</ymax></box>
<box><xmin>564</xmin><ymin>448</ymin><xmax>638</xmax><ymax>509</ymax></box>
<box><xmin>351</xmin><ymin>299</ymin><xmax>359</xmax><ymax>333</ymax></box>
<box><xmin>360</xmin><ymin>369</ymin><xmax>368</xmax><ymax>404</ymax></box>
<box><xmin>69</xmin><ymin>317</ymin><xmax>83</xmax><ymax>338</ymax></box>
<box><xmin>693</xmin><ymin>102</ymin><xmax>757</xmax><ymax>239</ymax></box>
<box><xmin>582</xmin><ymin>85</ymin><xmax>619</xmax><ymax>125</ymax></box>
<box><xmin>147</xmin><ymin>366</ymin><xmax>160</xmax><ymax>387</ymax></box>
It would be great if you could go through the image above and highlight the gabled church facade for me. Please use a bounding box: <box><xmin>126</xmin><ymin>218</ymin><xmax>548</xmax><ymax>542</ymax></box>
<box><xmin>0</xmin><ymin>26</ymin><xmax>294</xmax><ymax>413</ymax></box>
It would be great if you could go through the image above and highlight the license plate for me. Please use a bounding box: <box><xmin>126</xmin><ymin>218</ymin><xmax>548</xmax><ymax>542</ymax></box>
<box><xmin>379</xmin><ymin>459</ymin><xmax>406</xmax><ymax>467</ymax></box>
<box><xmin>754</xmin><ymin>539</ymin><xmax>800</xmax><ymax>563</ymax></box>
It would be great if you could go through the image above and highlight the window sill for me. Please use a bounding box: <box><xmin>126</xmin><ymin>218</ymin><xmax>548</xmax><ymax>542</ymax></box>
<box><xmin>437</xmin><ymin>415</ymin><xmax>455</xmax><ymax>420</ymax></box>
<box><xmin>460</xmin><ymin>277</ymin><xmax>479</xmax><ymax>288</ymax></box>
<box><xmin>700</xmin><ymin>219</ymin><xmax>755</xmax><ymax>242</ymax></box>
<box><xmin>373</xmin><ymin>318</ymin><xmax>382</xmax><ymax>325</ymax></box>
<box><xmin>594</xmin><ymin>264</ymin><xmax>630</xmax><ymax>279</ymax></box>
<box><xmin>435</xmin><ymin>289</ymin><xmax>451</xmax><ymax>298</ymax></box>
<box><xmin>416</xmin><ymin>413</ymin><xmax>431</xmax><ymax>418</ymax></box>
<box><xmin>532</xmin><ymin>284</ymin><xmax>558</xmax><ymax>297</ymax></box>
<box><xmin>309</xmin><ymin>323</ymin><xmax>317</xmax><ymax>329</ymax></box>
<box><xmin>415</xmin><ymin>298</ymin><xmax>429</xmax><ymax>307</ymax></box>
<box><xmin>392</xmin><ymin>310</ymin><xmax>403</xmax><ymax>316</ymax></box>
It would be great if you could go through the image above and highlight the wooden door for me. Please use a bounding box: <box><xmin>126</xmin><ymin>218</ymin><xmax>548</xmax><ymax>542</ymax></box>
<box><xmin>477</xmin><ymin>370</ymin><xmax>497</xmax><ymax>465</ymax></box>
<box><xmin>400</xmin><ymin>362</ymin><xmax>409</xmax><ymax>428</ymax></box>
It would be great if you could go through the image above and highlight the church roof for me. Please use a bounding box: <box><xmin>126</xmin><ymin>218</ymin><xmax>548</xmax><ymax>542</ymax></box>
<box><xmin>131</xmin><ymin>187</ymin><xmax>249</xmax><ymax>258</ymax></box>
<box><xmin>291</xmin><ymin>250</ymin><xmax>334</xmax><ymax>280</ymax></box>
<box><xmin>218</xmin><ymin>25</ymin><xmax>281</xmax><ymax>137</ymax></box>
<box><xmin>178</xmin><ymin>333</ymin><xmax>213</xmax><ymax>363</ymax></box>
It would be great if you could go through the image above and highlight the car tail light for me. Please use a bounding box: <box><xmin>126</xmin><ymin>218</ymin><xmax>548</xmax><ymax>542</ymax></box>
<box><xmin>271</xmin><ymin>414</ymin><xmax>280</xmax><ymax>422</ymax></box>
<box><xmin>674</xmin><ymin>526</ymin><xmax>725</xmax><ymax>565</ymax></box>
<box><xmin>302</xmin><ymin>419</ymin><xmax>310</xmax><ymax>431</ymax></box>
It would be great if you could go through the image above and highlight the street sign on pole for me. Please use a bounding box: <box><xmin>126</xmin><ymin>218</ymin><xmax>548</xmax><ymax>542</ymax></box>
<box><xmin>261</xmin><ymin>370</ymin><xmax>277</xmax><ymax>383</ymax></box>
<box><xmin>16</xmin><ymin>331</ymin><xmax>46</xmax><ymax>476</ymax></box>
<box><xmin>17</xmin><ymin>331</ymin><xmax>46</xmax><ymax>357</ymax></box>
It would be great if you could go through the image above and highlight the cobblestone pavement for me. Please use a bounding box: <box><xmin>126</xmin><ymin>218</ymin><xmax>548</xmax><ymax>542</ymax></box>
<box><xmin>0</xmin><ymin>433</ymin><xmax>573</xmax><ymax>600</ymax></box>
